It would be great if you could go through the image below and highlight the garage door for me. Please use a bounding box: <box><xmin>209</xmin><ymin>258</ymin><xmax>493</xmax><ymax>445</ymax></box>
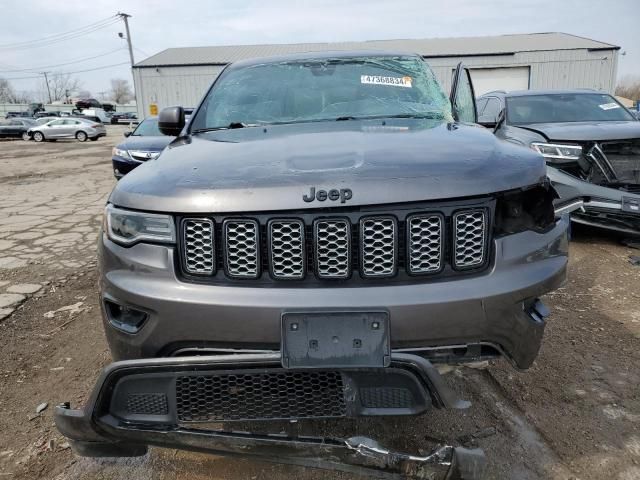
<box><xmin>469</xmin><ymin>67</ymin><xmax>530</xmax><ymax>96</ymax></box>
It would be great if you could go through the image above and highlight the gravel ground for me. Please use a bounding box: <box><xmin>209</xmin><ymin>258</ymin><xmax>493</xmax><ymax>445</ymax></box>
<box><xmin>0</xmin><ymin>131</ymin><xmax>638</xmax><ymax>480</ymax></box>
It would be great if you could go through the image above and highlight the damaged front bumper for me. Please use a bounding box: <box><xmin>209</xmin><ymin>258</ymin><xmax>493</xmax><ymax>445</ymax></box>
<box><xmin>549</xmin><ymin>166</ymin><xmax>640</xmax><ymax>234</ymax></box>
<box><xmin>55</xmin><ymin>353</ymin><xmax>486</xmax><ymax>479</ymax></box>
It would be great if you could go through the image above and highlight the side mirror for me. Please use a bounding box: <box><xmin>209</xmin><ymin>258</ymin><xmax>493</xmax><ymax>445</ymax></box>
<box><xmin>158</xmin><ymin>106</ymin><xmax>185</xmax><ymax>136</ymax></box>
<box><xmin>493</xmin><ymin>108</ymin><xmax>506</xmax><ymax>132</ymax></box>
<box><xmin>477</xmin><ymin>116</ymin><xmax>497</xmax><ymax>128</ymax></box>
<box><xmin>123</xmin><ymin>131</ymin><xmax>132</xmax><ymax>137</ymax></box>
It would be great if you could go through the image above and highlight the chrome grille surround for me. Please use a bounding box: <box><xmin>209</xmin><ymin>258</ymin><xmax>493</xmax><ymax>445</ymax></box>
<box><xmin>268</xmin><ymin>219</ymin><xmax>305</xmax><ymax>279</ymax></box>
<box><xmin>453</xmin><ymin>210</ymin><xmax>487</xmax><ymax>269</ymax></box>
<box><xmin>224</xmin><ymin>219</ymin><xmax>260</xmax><ymax>278</ymax></box>
<box><xmin>360</xmin><ymin>216</ymin><xmax>397</xmax><ymax>278</ymax></box>
<box><xmin>314</xmin><ymin>218</ymin><xmax>351</xmax><ymax>279</ymax></box>
<box><xmin>182</xmin><ymin>218</ymin><xmax>215</xmax><ymax>275</ymax></box>
<box><xmin>407</xmin><ymin>213</ymin><xmax>444</xmax><ymax>274</ymax></box>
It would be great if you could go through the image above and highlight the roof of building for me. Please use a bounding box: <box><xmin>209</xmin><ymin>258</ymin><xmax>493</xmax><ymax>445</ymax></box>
<box><xmin>135</xmin><ymin>32</ymin><xmax>619</xmax><ymax>68</ymax></box>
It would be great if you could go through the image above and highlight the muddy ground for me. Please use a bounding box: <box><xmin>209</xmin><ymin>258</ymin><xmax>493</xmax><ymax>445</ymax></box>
<box><xmin>0</xmin><ymin>131</ymin><xmax>638</xmax><ymax>480</ymax></box>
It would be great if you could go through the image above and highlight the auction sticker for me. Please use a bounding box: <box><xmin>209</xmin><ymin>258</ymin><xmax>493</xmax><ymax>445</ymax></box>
<box><xmin>599</xmin><ymin>102</ymin><xmax>620</xmax><ymax>110</ymax></box>
<box><xmin>361</xmin><ymin>75</ymin><xmax>412</xmax><ymax>88</ymax></box>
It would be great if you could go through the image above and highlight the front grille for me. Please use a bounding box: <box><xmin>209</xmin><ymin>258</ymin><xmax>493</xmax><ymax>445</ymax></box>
<box><xmin>360</xmin><ymin>217</ymin><xmax>397</xmax><ymax>277</ymax></box>
<box><xmin>453</xmin><ymin>210</ymin><xmax>487</xmax><ymax>269</ymax></box>
<box><xmin>224</xmin><ymin>220</ymin><xmax>259</xmax><ymax>278</ymax></box>
<box><xmin>269</xmin><ymin>220</ymin><xmax>305</xmax><ymax>279</ymax></box>
<box><xmin>407</xmin><ymin>214</ymin><xmax>443</xmax><ymax>274</ymax></box>
<box><xmin>315</xmin><ymin>219</ymin><xmax>351</xmax><ymax>278</ymax></box>
<box><xmin>175</xmin><ymin>370</ymin><xmax>346</xmax><ymax>422</ymax></box>
<box><xmin>180</xmin><ymin>203</ymin><xmax>491</xmax><ymax>284</ymax></box>
<box><xmin>183</xmin><ymin>219</ymin><xmax>215</xmax><ymax>275</ymax></box>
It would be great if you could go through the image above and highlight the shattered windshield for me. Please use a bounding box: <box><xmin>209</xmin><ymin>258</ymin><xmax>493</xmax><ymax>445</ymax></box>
<box><xmin>190</xmin><ymin>55</ymin><xmax>453</xmax><ymax>131</ymax></box>
<box><xmin>507</xmin><ymin>93</ymin><xmax>635</xmax><ymax>124</ymax></box>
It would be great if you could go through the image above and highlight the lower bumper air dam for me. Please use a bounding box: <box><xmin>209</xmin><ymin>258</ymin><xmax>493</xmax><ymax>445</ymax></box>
<box><xmin>55</xmin><ymin>353</ymin><xmax>486</xmax><ymax>479</ymax></box>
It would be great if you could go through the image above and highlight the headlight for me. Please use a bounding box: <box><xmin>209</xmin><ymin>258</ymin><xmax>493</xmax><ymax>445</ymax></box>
<box><xmin>112</xmin><ymin>147</ymin><xmax>131</xmax><ymax>159</ymax></box>
<box><xmin>531</xmin><ymin>142</ymin><xmax>582</xmax><ymax>160</ymax></box>
<box><xmin>105</xmin><ymin>205</ymin><xmax>176</xmax><ymax>245</ymax></box>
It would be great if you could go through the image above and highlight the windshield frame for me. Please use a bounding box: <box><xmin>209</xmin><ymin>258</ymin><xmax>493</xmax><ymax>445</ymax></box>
<box><xmin>188</xmin><ymin>54</ymin><xmax>452</xmax><ymax>133</ymax></box>
<box><xmin>505</xmin><ymin>93</ymin><xmax>635</xmax><ymax>125</ymax></box>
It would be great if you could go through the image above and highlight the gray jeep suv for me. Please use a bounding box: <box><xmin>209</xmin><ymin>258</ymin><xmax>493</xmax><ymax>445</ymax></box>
<box><xmin>56</xmin><ymin>52</ymin><xmax>569</xmax><ymax>479</ymax></box>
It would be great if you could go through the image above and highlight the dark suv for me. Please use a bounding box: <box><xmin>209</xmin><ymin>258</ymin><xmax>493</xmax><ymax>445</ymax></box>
<box><xmin>55</xmin><ymin>52</ymin><xmax>570</xmax><ymax>479</ymax></box>
<box><xmin>477</xmin><ymin>90</ymin><xmax>640</xmax><ymax>234</ymax></box>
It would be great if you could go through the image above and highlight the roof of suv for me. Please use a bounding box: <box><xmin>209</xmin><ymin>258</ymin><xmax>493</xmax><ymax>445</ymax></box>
<box><xmin>479</xmin><ymin>89</ymin><xmax>605</xmax><ymax>98</ymax></box>
<box><xmin>228</xmin><ymin>50</ymin><xmax>421</xmax><ymax>69</ymax></box>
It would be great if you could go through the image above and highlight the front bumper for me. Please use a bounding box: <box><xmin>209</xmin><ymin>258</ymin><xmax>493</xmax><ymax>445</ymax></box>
<box><xmin>54</xmin><ymin>353</ymin><xmax>485</xmax><ymax>479</ymax></box>
<box><xmin>549</xmin><ymin>166</ymin><xmax>640</xmax><ymax>234</ymax></box>
<box><xmin>99</xmin><ymin>216</ymin><xmax>569</xmax><ymax>369</ymax></box>
<box><xmin>112</xmin><ymin>156</ymin><xmax>141</xmax><ymax>177</ymax></box>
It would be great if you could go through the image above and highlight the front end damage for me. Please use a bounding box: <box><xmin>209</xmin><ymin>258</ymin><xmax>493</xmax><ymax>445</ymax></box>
<box><xmin>55</xmin><ymin>353</ymin><xmax>486</xmax><ymax>479</ymax></box>
<box><xmin>548</xmin><ymin>139</ymin><xmax>640</xmax><ymax>234</ymax></box>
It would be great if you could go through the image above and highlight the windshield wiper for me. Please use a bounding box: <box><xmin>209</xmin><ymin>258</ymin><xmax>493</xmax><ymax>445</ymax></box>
<box><xmin>192</xmin><ymin>122</ymin><xmax>260</xmax><ymax>134</ymax></box>
<box><xmin>332</xmin><ymin>113</ymin><xmax>445</xmax><ymax>122</ymax></box>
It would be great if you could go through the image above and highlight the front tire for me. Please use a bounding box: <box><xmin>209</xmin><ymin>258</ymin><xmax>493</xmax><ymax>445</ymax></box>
<box><xmin>33</xmin><ymin>131</ymin><xmax>44</xmax><ymax>142</ymax></box>
<box><xmin>76</xmin><ymin>131</ymin><xmax>88</xmax><ymax>142</ymax></box>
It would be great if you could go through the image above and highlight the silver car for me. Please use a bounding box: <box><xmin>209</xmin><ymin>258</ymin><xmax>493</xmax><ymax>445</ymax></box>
<box><xmin>27</xmin><ymin>118</ymin><xmax>106</xmax><ymax>142</ymax></box>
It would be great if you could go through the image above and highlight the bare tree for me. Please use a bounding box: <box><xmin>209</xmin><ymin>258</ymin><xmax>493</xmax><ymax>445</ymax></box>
<box><xmin>615</xmin><ymin>75</ymin><xmax>640</xmax><ymax>101</ymax></box>
<box><xmin>0</xmin><ymin>78</ymin><xmax>32</xmax><ymax>103</ymax></box>
<box><xmin>0</xmin><ymin>77</ymin><xmax>16</xmax><ymax>103</ymax></box>
<box><xmin>42</xmin><ymin>72</ymin><xmax>82</xmax><ymax>102</ymax></box>
<box><xmin>109</xmin><ymin>78</ymin><xmax>133</xmax><ymax>104</ymax></box>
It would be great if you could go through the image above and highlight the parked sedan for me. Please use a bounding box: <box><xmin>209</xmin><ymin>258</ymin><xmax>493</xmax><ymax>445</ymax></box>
<box><xmin>26</xmin><ymin>118</ymin><xmax>106</xmax><ymax>142</ymax></box>
<box><xmin>110</xmin><ymin>112</ymin><xmax>138</xmax><ymax>124</ymax></box>
<box><xmin>0</xmin><ymin>118</ymin><xmax>37</xmax><ymax>139</ymax></box>
<box><xmin>111</xmin><ymin>117</ymin><xmax>173</xmax><ymax>178</ymax></box>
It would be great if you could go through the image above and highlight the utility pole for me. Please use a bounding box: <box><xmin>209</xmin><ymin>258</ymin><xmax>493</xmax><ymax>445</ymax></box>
<box><xmin>117</xmin><ymin>12</ymin><xmax>135</xmax><ymax>69</ymax></box>
<box><xmin>41</xmin><ymin>71</ymin><xmax>52</xmax><ymax>104</ymax></box>
<box><xmin>117</xmin><ymin>12</ymin><xmax>138</xmax><ymax>109</ymax></box>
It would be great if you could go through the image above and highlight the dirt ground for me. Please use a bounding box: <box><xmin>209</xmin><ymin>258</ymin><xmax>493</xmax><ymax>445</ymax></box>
<box><xmin>0</xmin><ymin>130</ymin><xmax>638</xmax><ymax>480</ymax></box>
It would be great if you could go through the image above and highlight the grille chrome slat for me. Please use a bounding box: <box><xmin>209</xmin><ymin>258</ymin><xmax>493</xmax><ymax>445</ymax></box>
<box><xmin>360</xmin><ymin>216</ymin><xmax>397</xmax><ymax>278</ymax></box>
<box><xmin>453</xmin><ymin>210</ymin><xmax>487</xmax><ymax>269</ymax></box>
<box><xmin>183</xmin><ymin>219</ymin><xmax>215</xmax><ymax>275</ymax></box>
<box><xmin>224</xmin><ymin>220</ymin><xmax>259</xmax><ymax>278</ymax></box>
<box><xmin>315</xmin><ymin>219</ymin><xmax>351</xmax><ymax>279</ymax></box>
<box><xmin>269</xmin><ymin>220</ymin><xmax>305</xmax><ymax>279</ymax></box>
<box><xmin>407</xmin><ymin>214</ymin><xmax>443</xmax><ymax>274</ymax></box>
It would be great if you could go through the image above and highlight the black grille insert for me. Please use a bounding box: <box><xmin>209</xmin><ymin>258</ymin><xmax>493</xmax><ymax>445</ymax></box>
<box><xmin>126</xmin><ymin>393</ymin><xmax>169</xmax><ymax>415</ymax></box>
<box><xmin>176</xmin><ymin>370</ymin><xmax>346</xmax><ymax>422</ymax></box>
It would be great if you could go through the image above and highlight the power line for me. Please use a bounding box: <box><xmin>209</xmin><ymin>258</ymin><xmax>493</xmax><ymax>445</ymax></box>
<box><xmin>0</xmin><ymin>47</ymin><xmax>127</xmax><ymax>73</ymax></box>
<box><xmin>4</xmin><ymin>62</ymin><xmax>131</xmax><ymax>81</ymax></box>
<box><xmin>0</xmin><ymin>16</ymin><xmax>120</xmax><ymax>51</ymax></box>
<box><xmin>0</xmin><ymin>15</ymin><xmax>117</xmax><ymax>48</ymax></box>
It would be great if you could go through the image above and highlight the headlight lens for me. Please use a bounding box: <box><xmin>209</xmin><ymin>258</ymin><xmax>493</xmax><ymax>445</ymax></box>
<box><xmin>112</xmin><ymin>147</ymin><xmax>131</xmax><ymax>159</ymax></box>
<box><xmin>531</xmin><ymin>142</ymin><xmax>582</xmax><ymax>160</ymax></box>
<box><xmin>105</xmin><ymin>205</ymin><xmax>176</xmax><ymax>245</ymax></box>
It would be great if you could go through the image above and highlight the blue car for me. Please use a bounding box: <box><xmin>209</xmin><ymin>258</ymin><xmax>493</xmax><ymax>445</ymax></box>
<box><xmin>111</xmin><ymin>117</ymin><xmax>174</xmax><ymax>178</ymax></box>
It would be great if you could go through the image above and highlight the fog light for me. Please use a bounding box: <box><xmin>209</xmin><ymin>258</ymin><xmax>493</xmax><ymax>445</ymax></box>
<box><xmin>104</xmin><ymin>299</ymin><xmax>148</xmax><ymax>333</ymax></box>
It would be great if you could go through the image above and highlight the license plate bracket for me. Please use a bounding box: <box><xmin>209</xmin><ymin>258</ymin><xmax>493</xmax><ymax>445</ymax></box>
<box><xmin>281</xmin><ymin>312</ymin><xmax>390</xmax><ymax>369</ymax></box>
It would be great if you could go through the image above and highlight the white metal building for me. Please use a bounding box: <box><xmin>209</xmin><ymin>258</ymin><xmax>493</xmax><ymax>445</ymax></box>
<box><xmin>132</xmin><ymin>32</ymin><xmax>620</xmax><ymax>118</ymax></box>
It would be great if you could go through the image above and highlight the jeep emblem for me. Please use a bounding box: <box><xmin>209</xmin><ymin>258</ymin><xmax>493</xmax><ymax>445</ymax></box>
<box><xmin>303</xmin><ymin>187</ymin><xmax>352</xmax><ymax>204</ymax></box>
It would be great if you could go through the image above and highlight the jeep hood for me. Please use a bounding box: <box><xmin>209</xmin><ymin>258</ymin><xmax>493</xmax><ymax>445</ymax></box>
<box><xmin>110</xmin><ymin>120</ymin><xmax>546</xmax><ymax>213</ymax></box>
<box><xmin>516</xmin><ymin>121</ymin><xmax>640</xmax><ymax>142</ymax></box>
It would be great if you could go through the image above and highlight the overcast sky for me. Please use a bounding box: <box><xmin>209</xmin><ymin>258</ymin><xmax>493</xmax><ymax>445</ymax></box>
<box><xmin>1</xmin><ymin>0</ymin><xmax>638</xmax><ymax>101</ymax></box>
